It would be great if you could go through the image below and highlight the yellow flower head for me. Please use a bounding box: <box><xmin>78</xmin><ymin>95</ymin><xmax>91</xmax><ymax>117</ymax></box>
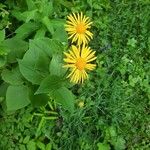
<box><xmin>65</xmin><ymin>12</ymin><xmax>93</xmax><ymax>46</ymax></box>
<box><xmin>78</xmin><ymin>101</ymin><xmax>84</xmax><ymax>108</ymax></box>
<box><xmin>63</xmin><ymin>45</ymin><xmax>96</xmax><ymax>84</ymax></box>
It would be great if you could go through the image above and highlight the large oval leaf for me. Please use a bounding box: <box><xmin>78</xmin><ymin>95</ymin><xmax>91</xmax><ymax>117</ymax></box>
<box><xmin>2</xmin><ymin>67</ymin><xmax>24</xmax><ymax>85</ymax></box>
<box><xmin>18</xmin><ymin>39</ymin><xmax>51</xmax><ymax>84</ymax></box>
<box><xmin>51</xmin><ymin>87</ymin><xmax>75</xmax><ymax>113</ymax></box>
<box><xmin>6</xmin><ymin>85</ymin><xmax>30</xmax><ymax>111</ymax></box>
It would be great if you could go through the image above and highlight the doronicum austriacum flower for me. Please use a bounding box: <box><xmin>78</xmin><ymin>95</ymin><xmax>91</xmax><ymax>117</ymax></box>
<box><xmin>65</xmin><ymin>12</ymin><xmax>93</xmax><ymax>46</ymax></box>
<box><xmin>63</xmin><ymin>45</ymin><xmax>96</xmax><ymax>84</ymax></box>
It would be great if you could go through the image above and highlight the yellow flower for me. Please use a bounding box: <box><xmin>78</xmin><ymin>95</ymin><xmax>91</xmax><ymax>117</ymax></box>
<box><xmin>65</xmin><ymin>12</ymin><xmax>93</xmax><ymax>46</ymax></box>
<box><xmin>78</xmin><ymin>101</ymin><xmax>84</xmax><ymax>108</ymax></box>
<box><xmin>63</xmin><ymin>45</ymin><xmax>96</xmax><ymax>84</ymax></box>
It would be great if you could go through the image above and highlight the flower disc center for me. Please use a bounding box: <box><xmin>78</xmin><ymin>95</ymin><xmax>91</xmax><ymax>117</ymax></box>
<box><xmin>76</xmin><ymin>58</ymin><xmax>86</xmax><ymax>71</ymax></box>
<box><xmin>76</xmin><ymin>23</ymin><xmax>86</xmax><ymax>34</ymax></box>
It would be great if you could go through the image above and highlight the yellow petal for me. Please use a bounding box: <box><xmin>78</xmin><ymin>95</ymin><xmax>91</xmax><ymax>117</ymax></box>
<box><xmin>63</xmin><ymin>64</ymin><xmax>75</xmax><ymax>68</ymax></box>
<box><xmin>64</xmin><ymin>58</ymin><xmax>76</xmax><ymax>63</ymax></box>
<box><xmin>72</xmin><ymin>45</ymin><xmax>80</xmax><ymax>58</ymax></box>
<box><xmin>68</xmin><ymin>14</ymin><xmax>77</xmax><ymax>25</ymax></box>
<box><xmin>67</xmin><ymin>68</ymin><xmax>76</xmax><ymax>78</ymax></box>
<box><xmin>64</xmin><ymin>52</ymin><xmax>75</xmax><ymax>60</ymax></box>
<box><xmin>85</xmin><ymin>64</ymin><xmax>96</xmax><ymax>70</ymax></box>
<box><xmin>86</xmin><ymin>51</ymin><xmax>96</xmax><ymax>61</ymax></box>
<box><xmin>86</xmin><ymin>56</ymin><xmax>97</xmax><ymax>63</ymax></box>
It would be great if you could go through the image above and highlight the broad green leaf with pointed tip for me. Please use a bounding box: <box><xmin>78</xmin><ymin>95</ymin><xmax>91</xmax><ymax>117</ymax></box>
<box><xmin>42</xmin><ymin>16</ymin><xmax>54</xmax><ymax>34</ymax></box>
<box><xmin>34</xmin><ymin>28</ymin><xmax>46</xmax><ymax>39</ymax></box>
<box><xmin>51</xmin><ymin>87</ymin><xmax>75</xmax><ymax>113</ymax></box>
<box><xmin>15</xmin><ymin>22</ymin><xmax>39</xmax><ymax>39</ymax></box>
<box><xmin>53</xmin><ymin>26</ymin><xmax>67</xmax><ymax>43</ymax></box>
<box><xmin>18</xmin><ymin>38</ymin><xmax>52</xmax><ymax>84</ymax></box>
<box><xmin>2</xmin><ymin>38</ymin><xmax>28</xmax><ymax>63</ymax></box>
<box><xmin>49</xmin><ymin>54</ymin><xmax>66</xmax><ymax>77</ymax></box>
<box><xmin>1</xmin><ymin>67</ymin><xmax>24</xmax><ymax>85</ymax></box>
<box><xmin>6</xmin><ymin>85</ymin><xmax>30</xmax><ymax>111</ymax></box>
<box><xmin>35</xmin><ymin>75</ymin><xmax>63</xmax><ymax>94</ymax></box>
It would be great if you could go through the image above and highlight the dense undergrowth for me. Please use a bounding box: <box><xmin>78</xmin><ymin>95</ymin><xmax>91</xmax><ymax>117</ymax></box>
<box><xmin>0</xmin><ymin>0</ymin><xmax>150</xmax><ymax>149</ymax></box>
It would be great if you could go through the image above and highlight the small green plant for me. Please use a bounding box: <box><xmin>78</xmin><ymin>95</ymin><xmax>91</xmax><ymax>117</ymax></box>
<box><xmin>0</xmin><ymin>0</ymin><xmax>76</xmax><ymax>113</ymax></box>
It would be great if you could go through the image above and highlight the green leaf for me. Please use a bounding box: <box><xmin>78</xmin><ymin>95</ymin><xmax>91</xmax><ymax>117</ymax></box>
<box><xmin>48</xmin><ymin>39</ymin><xmax>63</xmax><ymax>53</ymax></box>
<box><xmin>0</xmin><ymin>82</ymin><xmax>8</xmax><ymax>97</ymax></box>
<box><xmin>27</xmin><ymin>140</ymin><xmax>36</xmax><ymax>150</ymax></box>
<box><xmin>39</xmin><ymin>0</ymin><xmax>53</xmax><ymax>17</ymax></box>
<box><xmin>50</xmin><ymin>19</ymin><xmax>65</xmax><ymax>29</ymax></box>
<box><xmin>53</xmin><ymin>26</ymin><xmax>68</xmax><ymax>43</ymax></box>
<box><xmin>1</xmin><ymin>67</ymin><xmax>24</xmax><ymax>85</ymax></box>
<box><xmin>12</xmin><ymin>10</ymin><xmax>26</xmax><ymax>22</ymax></box>
<box><xmin>6</xmin><ymin>85</ymin><xmax>30</xmax><ymax>111</ymax></box>
<box><xmin>18</xmin><ymin>59</ymin><xmax>47</xmax><ymax>85</ymax></box>
<box><xmin>51</xmin><ymin>87</ymin><xmax>75</xmax><ymax>113</ymax></box>
<box><xmin>35</xmin><ymin>75</ymin><xmax>63</xmax><ymax>94</ymax></box>
<box><xmin>0</xmin><ymin>29</ymin><xmax>5</xmax><ymax>42</ymax></box>
<box><xmin>46</xmin><ymin>143</ymin><xmax>52</xmax><ymax>150</ymax></box>
<box><xmin>97</xmin><ymin>143</ymin><xmax>110</xmax><ymax>150</ymax></box>
<box><xmin>30</xmin><ymin>38</ymin><xmax>61</xmax><ymax>56</ymax></box>
<box><xmin>18</xmin><ymin>39</ymin><xmax>51</xmax><ymax>84</ymax></box>
<box><xmin>0</xmin><ymin>56</ymin><xmax>6</xmax><ymax>68</ymax></box>
<box><xmin>109</xmin><ymin>126</ymin><xmax>117</xmax><ymax>137</ymax></box>
<box><xmin>24</xmin><ymin>9</ymin><xmax>38</xmax><ymax>23</ymax></box>
<box><xmin>23</xmin><ymin>135</ymin><xmax>30</xmax><ymax>144</ymax></box>
<box><xmin>30</xmin><ymin>93</ymin><xmax>49</xmax><ymax>107</ymax></box>
<box><xmin>59</xmin><ymin>0</ymin><xmax>73</xmax><ymax>8</ymax></box>
<box><xmin>26</xmin><ymin>0</ymin><xmax>36</xmax><ymax>10</ymax></box>
<box><xmin>36</xmin><ymin>141</ymin><xmax>45</xmax><ymax>150</ymax></box>
<box><xmin>113</xmin><ymin>137</ymin><xmax>126</xmax><ymax>150</ymax></box>
<box><xmin>34</xmin><ymin>28</ymin><xmax>46</xmax><ymax>39</ymax></box>
<box><xmin>0</xmin><ymin>43</ymin><xmax>8</xmax><ymax>55</ymax></box>
<box><xmin>19</xmin><ymin>144</ymin><xmax>26</xmax><ymax>150</ymax></box>
<box><xmin>49</xmin><ymin>54</ymin><xmax>66</xmax><ymax>77</ymax></box>
<box><xmin>0</xmin><ymin>38</ymin><xmax>24</xmax><ymax>58</ymax></box>
<box><xmin>2</xmin><ymin>38</ymin><xmax>28</xmax><ymax>63</ymax></box>
<box><xmin>15</xmin><ymin>22</ymin><xmax>39</xmax><ymax>39</ymax></box>
<box><xmin>42</xmin><ymin>16</ymin><xmax>54</xmax><ymax>34</ymax></box>
<box><xmin>127</xmin><ymin>38</ymin><xmax>137</xmax><ymax>47</ymax></box>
